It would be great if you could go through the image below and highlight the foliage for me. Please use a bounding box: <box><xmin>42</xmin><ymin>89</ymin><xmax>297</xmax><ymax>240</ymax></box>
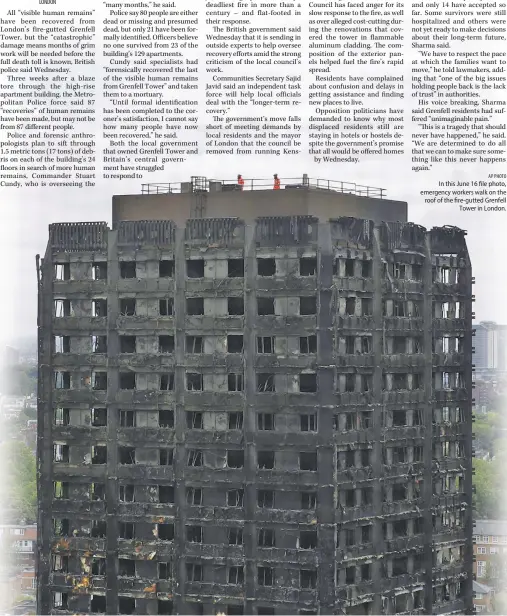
<box><xmin>473</xmin><ymin>458</ymin><xmax>497</xmax><ymax>518</ymax></box>
<box><xmin>473</xmin><ymin>411</ymin><xmax>507</xmax><ymax>519</ymax></box>
<box><xmin>473</xmin><ymin>455</ymin><xmax>507</xmax><ymax>519</ymax></box>
<box><xmin>474</xmin><ymin>414</ymin><xmax>496</xmax><ymax>452</ymax></box>
<box><xmin>0</xmin><ymin>440</ymin><xmax>37</xmax><ymax>523</ymax></box>
<box><xmin>21</xmin><ymin>405</ymin><xmax>37</xmax><ymax>420</ymax></box>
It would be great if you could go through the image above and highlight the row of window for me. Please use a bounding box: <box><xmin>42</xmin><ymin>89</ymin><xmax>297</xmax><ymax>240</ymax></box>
<box><xmin>54</xmin><ymin>441</ymin><xmax>466</xmax><ymax>467</ymax></box>
<box><xmin>53</xmin><ymin>297</ymin><xmax>465</xmax><ymax>319</ymax></box>
<box><xmin>53</xmin><ymin>592</ymin><xmax>322</xmax><ymax>616</ymax></box>
<box><xmin>52</xmin><ymin>521</ymin><xmax>378</xmax><ymax>552</ymax></box>
<box><xmin>55</xmin><ymin>258</ymin><xmax>460</xmax><ymax>283</ymax></box>
<box><xmin>54</xmin><ymin>484</ymin><xmax>320</xmax><ymax>508</ymax></box>
<box><xmin>53</xmin><ymin>407</ymin><xmax>465</xmax><ymax>430</ymax></box>
<box><xmin>476</xmin><ymin>546</ymin><xmax>507</xmax><ymax>554</ymax></box>
<box><xmin>51</xmin><ymin>551</ymin><xmax>436</xmax><ymax>588</ymax></box>
<box><xmin>52</xmin><ymin>482</ymin><xmax>426</xmax><ymax>507</ymax></box>
<box><xmin>474</xmin><ymin>534</ymin><xmax>506</xmax><ymax>544</ymax></box>
<box><xmin>53</xmin><ymin>474</ymin><xmax>465</xmax><ymax>507</ymax></box>
<box><xmin>54</xmin><ymin>515</ymin><xmax>374</xmax><ymax>544</ymax></box>
<box><xmin>53</xmin><ymin>557</ymin><xmax>373</xmax><ymax>588</ymax></box>
<box><xmin>53</xmin><ymin>333</ymin><xmax>465</xmax><ymax>355</ymax></box>
<box><xmin>54</xmin><ymin>370</ymin><xmax>466</xmax><ymax>392</ymax></box>
<box><xmin>55</xmin><ymin>442</ymin><xmax>457</xmax><ymax>467</ymax></box>
<box><xmin>53</xmin><ymin>447</ymin><xmax>324</xmax><ymax>469</ymax></box>
<box><xmin>57</xmin><ymin>334</ymin><xmax>313</xmax><ymax>355</ymax></box>
<box><xmin>52</xmin><ymin>516</ymin><xmax>464</xmax><ymax>576</ymax></box>
<box><xmin>54</xmin><ymin>581</ymin><xmax>465</xmax><ymax>615</ymax></box>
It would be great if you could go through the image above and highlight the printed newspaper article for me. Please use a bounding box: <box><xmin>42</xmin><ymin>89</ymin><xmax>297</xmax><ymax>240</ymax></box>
<box><xmin>0</xmin><ymin>0</ymin><xmax>506</xmax><ymax>613</ymax></box>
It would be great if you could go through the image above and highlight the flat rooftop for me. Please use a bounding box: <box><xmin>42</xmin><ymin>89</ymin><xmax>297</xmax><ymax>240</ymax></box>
<box><xmin>112</xmin><ymin>175</ymin><xmax>408</xmax><ymax>227</ymax></box>
<box><xmin>140</xmin><ymin>175</ymin><xmax>386</xmax><ymax>197</ymax></box>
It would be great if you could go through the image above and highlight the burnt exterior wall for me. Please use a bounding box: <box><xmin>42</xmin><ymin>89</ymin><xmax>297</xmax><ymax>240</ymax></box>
<box><xmin>37</xmin><ymin>214</ymin><xmax>472</xmax><ymax>615</ymax></box>
<box><xmin>112</xmin><ymin>189</ymin><xmax>407</xmax><ymax>229</ymax></box>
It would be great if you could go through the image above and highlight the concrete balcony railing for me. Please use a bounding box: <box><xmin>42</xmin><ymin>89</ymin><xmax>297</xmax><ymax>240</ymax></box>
<box><xmin>432</xmin><ymin>352</ymin><xmax>466</xmax><ymax>367</ymax></box>
<box><xmin>335</xmin><ymin>315</ymin><xmax>375</xmax><ymax>330</ymax></box>
<box><xmin>383</xmin><ymin>317</ymin><xmax>424</xmax><ymax>332</ymax></box>
<box><xmin>381</xmin><ymin>389</ymin><xmax>426</xmax><ymax>404</ymax></box>
<box><xmin>116</xmin><ymin>316</ymin><xmax>176</xmax><ymax>331</ymax></box>
<box><xmin>53</xmin><ymin>280</ymin><xmax>107</xmax><ymax>295</ymax></box>
<box><xmin>382</xmin><ymin>354</ymin><xmax>426</xmax><ymax>369</ymax></box>
<box><xmin>333</xmin><ymin>277</ymin><xmax>375</xmax><ymax>293</ymax></box>
<box><xmin>335</xmin><ymin>354</ymin><xmax>375</xmax><ymax>368</ymax></box>
<box><xmin>433</xmin><ymin>318</ymin><xmax>467</xmax><ymax>332</ymax></box>
<box><xmin>382</xmin><ymin>279</ymin><xmax>424</xmax><ymax>295</ymax></box>
<box><xmin>52</xmin><ymin>316</ymin><xmax>107</xmax><ymax>332</ymax></box>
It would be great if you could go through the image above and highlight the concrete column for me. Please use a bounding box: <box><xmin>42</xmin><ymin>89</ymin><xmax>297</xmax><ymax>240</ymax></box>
<box><xmin>316</xmin><ymin>223</ymin><xmax>336</xmax><ymax>613</ymax></box>
<box><xmin>244</xmin><ymin>223</ymin><xmax>257</xmax><ymax>615</ymax></box>
<box><xmin>37</xmin><ymin>251</ymin><xmax>54</xmax><ymax>616</ymax></box>
<box><xmin>458</xmin><ymin>241</ymin><xmax>474</xmax><ymax>615</ymax></box>
<box><xmin>174</xmin><ymin>227</ymin><xmax>188</xmax><ymax>614</ymax></box>
<box><xmin>106</xmin><ymin>230</ymin><xmax>120</xmax><ymax>615</ymax></box>
<box><xmin>371</xmin><ymin>227</ymin><xmax>385</xmax><ymax>614</ymax></box>
<box><xmin>423</xmin><ymin>234</ymin><xmax>434</xmax><ymax>615</ymax></box>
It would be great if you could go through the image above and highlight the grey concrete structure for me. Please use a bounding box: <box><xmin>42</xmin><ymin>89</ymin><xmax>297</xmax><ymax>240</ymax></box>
<box><xmin>37</xmin><ymin>177</ymin><xmax>473</xmax><ymax>615</ymax></box>
<box><xmin>473</xmin><ymin>321</ymin><xmax>507</xmax><ymax>373</ymax></box>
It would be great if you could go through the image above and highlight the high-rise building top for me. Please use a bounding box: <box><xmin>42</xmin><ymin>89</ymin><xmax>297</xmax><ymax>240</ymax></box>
<box><xmin>111</xmin><ymin>176</ymin><xmax>407</xmax><ymax>226</ymax></box>
<box><xmin>37</xmin><ymin>183</ymin><xmax>473</xmax><ymax>615</ymax></box>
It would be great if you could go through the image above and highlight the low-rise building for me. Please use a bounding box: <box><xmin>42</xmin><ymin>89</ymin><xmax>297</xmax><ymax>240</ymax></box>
<box><xmin>473</xmin><ymin>520</ymin><xmax>507</xmax><ymax>589</ymax></box>
<box><xmin>473</xmin><ymin>580</ymin><xmax>494</xmax><ymax>613</ymax></box>
<box><xmin>0</xmin><ymin>525</ymin><xmax>36</xmax><ymax>568</ymax></box>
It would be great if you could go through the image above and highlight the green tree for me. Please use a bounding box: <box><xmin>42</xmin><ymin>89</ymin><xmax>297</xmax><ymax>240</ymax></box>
<box><xmin>0</xmin><ymin>441</ymin><xmax>37</xmax><ymax>523</ymax></box>
<box><xmin>475</xmin><ymin>415</ymin><xmax>494</xmax><ymax>450</ymax></box>
<box><xmin>21</xmin><ymin>405</ymin><xmax>37</xmax><ymax>421</ymax></box>
<box><xmin>474</xmin><ymin>458</ymin><xmax>497</xmax><ymax>518</ymax></box>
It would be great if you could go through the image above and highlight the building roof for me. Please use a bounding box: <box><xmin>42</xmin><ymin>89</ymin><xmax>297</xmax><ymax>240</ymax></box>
<box><xmin>474</xmin><ymin>519</ymin><xmax>507</xmax><ymax>537</ymax></box>
<box><xmin>474</xmin><ymin>580</ymin><xmax>493</xmax><ymax>594</ymax></box>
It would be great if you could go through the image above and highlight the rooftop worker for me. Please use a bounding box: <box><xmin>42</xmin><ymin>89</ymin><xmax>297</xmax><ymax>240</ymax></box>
<box><xmin>237</xmin><ymin>174</ymin><xmax>244</xmax><ymax>190</ymax></box>
<box><xmin>273</xmin><ymin>174</ymin><xmax>281</xmax><ymax>190</ymax></box>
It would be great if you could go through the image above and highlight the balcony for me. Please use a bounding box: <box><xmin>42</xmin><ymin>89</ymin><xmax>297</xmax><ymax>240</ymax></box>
<box><xmin>52</xmin><ymin>316</ymin><xmax>107</xmax><ymax>332</ymax></box>
<box><xmin>335</xmin><ymin>391</ymin><xmax>374</xmax><ymax>406</ymax></box>
<box><xmin>433</xmin><ymin>318</ymin><xmax>467</xmax><ymax>332</ymax></box>
<box><xmin>381</xmin><ymin>498</ymin><xmax>424</xmax><ymax>516</ymax></box>
<box><xmin>53</xmin><ymin>354</ymin><xmax>107</xmax><ymax>369</ymax></box>
<box><xmin>53</xmin><ymin>280</ymin><xmax>107</xmax><ymax>295</ymax></box>
<box><xmin>383</xmin><ymin>317</ymin><xmax>423</xmax><ymax>332</ymax></box>
<box><xmin>433</xmin><ymin>352</ymin><xmax>465</xmax><ymax>367</ymax></box>
<box><xmin>116</xmin><ymin>316</ymin><xmax>175</xmax><ymax>331</ymax></box>
<box><xmin>382</xmin><ymin>390</ymin><xmax>426</xmax><ymax>404</ymax></box>
<box><xmin>336</xmin><ymin>504</ymin><xmax>375</xmax><ymax>523</ymax></box>
<box><xmin>383</xmin><ymin>354</ymin><xmax>425</xmax><ymax>369</ymax></box>
<box><xmin>116</xmin><ymin>278</ymin><xmax>175</xmax><ymax>294</ymax></box>
<box><xmin>116</xmin><ymin>354</ymin><xmax>176</xmax><ymax>370</ymax></box>
<box><xmin>434</xmin><ymin>388</ymin><xmax>468</xmax><ymax>403</ymax></box>
<box><xmin>333</xmin><ymin>278</ymin><xmax>375</xmax><ymax>293</ymax></box>
<box><xmin>335</xmin><ymin>354</ymin><xmax>375</xmax><ymax>368</ymax></box>
<box><xmin>382</xmin><ymin>279</ymin><xmax>423</xmax><ymax>295</ymax></box>
<box><xmin>335</xmin><ymin>315</ymin><xmax>375</xmax><ymax>330</ymax></box>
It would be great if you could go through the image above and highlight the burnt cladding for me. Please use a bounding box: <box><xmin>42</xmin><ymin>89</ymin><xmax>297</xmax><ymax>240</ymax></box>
<box><xmin>37</xmin><ymin>195</ymin><xmax>473</xmax><ymax>615</ymax></box>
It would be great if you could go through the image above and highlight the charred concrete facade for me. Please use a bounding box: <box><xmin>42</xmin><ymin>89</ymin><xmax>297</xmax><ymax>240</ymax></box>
<box><xmin>37</xmin><ymin>179</ymin><xmax>473</xmax><ymax>615</ymax></box>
